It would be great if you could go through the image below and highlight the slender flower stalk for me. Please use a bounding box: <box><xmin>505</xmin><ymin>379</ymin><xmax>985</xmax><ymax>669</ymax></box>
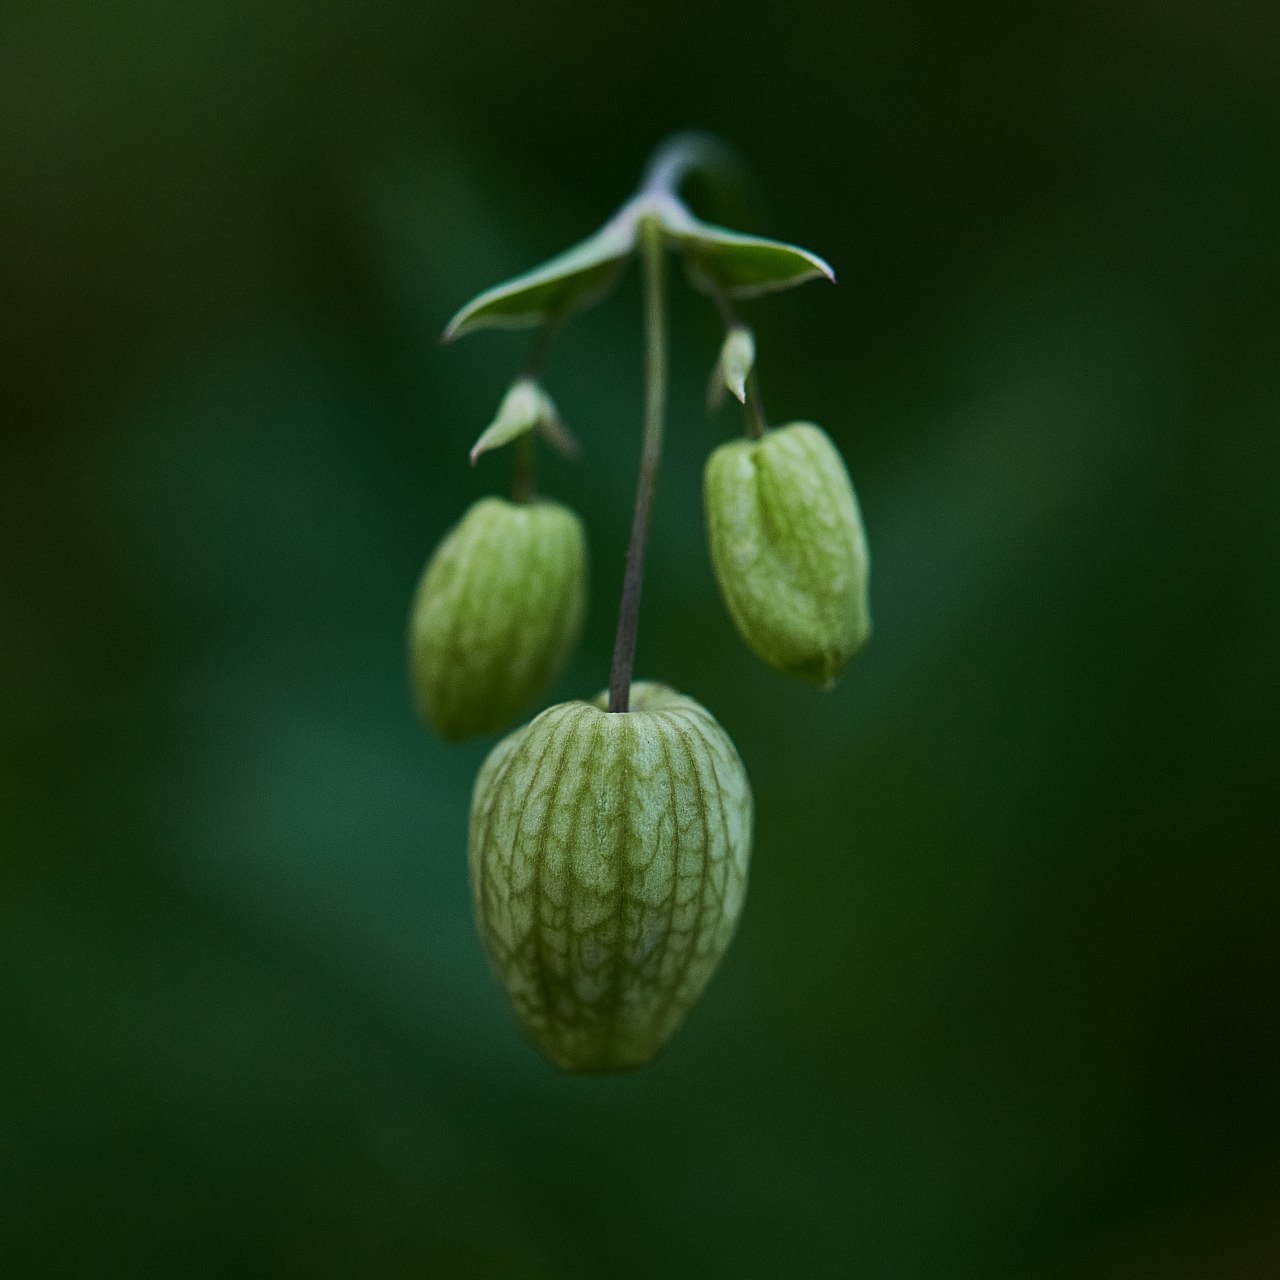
<box><xmin>607</xmin><ymin>215</ymin><xmax>667</xmax><ymax>713</ymax></box>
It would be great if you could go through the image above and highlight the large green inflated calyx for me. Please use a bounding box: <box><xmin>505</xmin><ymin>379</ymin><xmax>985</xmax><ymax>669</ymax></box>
<box><xmin>469</xmin><ymin>682</ymin><xmax>753</xmax><ymax>1072</ymax></box>
<box><xmin>408</xmin><ymin>496</ymin><xmax>587</xmax><ymax>741</ymax></box>
<box><xmin>705</xmin><ymin>423</ymin><xmax>870</xmax><ymax>686</ymax></box>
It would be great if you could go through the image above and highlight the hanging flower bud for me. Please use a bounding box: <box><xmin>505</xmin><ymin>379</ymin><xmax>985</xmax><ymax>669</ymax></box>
<box><xmin>408</xmin><ymin>497</ymin><xmax>587</xmax><ymax>742</ymax></box>
<box><xmin>469</xmin><ymin>682</ymin><xmax>753</xmax><ymax>1073</ymax></box>
<box><xmin>704</xmin><ymin>423</ymin><xmax>870</xmax><ymax>686</ymax></box>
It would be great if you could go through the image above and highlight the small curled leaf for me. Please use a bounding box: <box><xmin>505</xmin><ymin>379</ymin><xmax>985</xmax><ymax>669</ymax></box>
<box><xmin>719</xmin><ymin>326</ymin><xmax>755</xmax><ymax>404</ymax></box>
<box><xmin>469</xmin><ymin>380</ymin><xmax>580</xmax><ymax>465</ymax></box>
<box><xmin>469</xmin><ymin>380</ymin><xmax>547</xmax><ymax>464</ymax></box>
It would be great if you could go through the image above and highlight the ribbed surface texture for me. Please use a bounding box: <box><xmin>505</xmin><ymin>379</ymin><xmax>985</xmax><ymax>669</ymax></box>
<box><xmin>705</xmin><ymin>423</ymin><xmax>870</xmax><ymax>686</ymax></box>
<box><xmin>469</xmin><ymin>683</ymin><xmax>753</xmax><ymax>1072</ymax></box>
<box><xmin>408</xmin><ymin>497</ymin><xmax>587</xmax><ymax>741</ymax></box>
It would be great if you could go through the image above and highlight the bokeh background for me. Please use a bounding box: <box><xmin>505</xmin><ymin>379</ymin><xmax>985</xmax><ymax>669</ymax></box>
<box><xmin>4</xmin><ymin>1</ymin><xmax>1278</xmax><ymax>1275</ymax></box>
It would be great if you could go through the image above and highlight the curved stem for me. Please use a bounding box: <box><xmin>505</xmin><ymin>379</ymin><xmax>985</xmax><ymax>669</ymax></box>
<box><xmin>607</xmin><ymin>216</ymin><xmax>667</xmax><ymax>713</ymax></box>
<box><xmin>640</xmin><ymin>132</ymin><xmax>736</xmax><ymax>201</ymax></box>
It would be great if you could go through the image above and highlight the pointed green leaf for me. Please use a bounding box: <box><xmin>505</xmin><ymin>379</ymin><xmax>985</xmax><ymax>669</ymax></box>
<box><xmin>669</xmin><ymin>206</ymin><xmax>834</xmax><ymax>299</ymax></box>
<box><xmin>443</xmin><ymin>213</ymin><xmax>636</xmax><ymax>341</ymax></box>
<box><xmin>719</xmin><ymin>326</ymin><xmax>755</xmax><ymax>403</ymax></box>
<box><xmin>469</xmin><ymin>380</ymin><xmax>547</xmax><ymax>464</ymax></box>
<box><xmin>469</xmin><ymin>380</ymin><xmax>580</xmax><ymax>464</ymax></box>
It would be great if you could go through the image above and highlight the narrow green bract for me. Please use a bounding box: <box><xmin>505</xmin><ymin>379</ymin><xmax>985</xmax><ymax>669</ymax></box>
<box><xmin>704</xmin><ymin>423</ymin><xmax>870</xmax><ymax>686</ymax></box>
<box><xmin>469</xmin><ymin>682</ymin><xmax>753</xmax><ymax>1073</ymax></box>
<box><xmin>408</xmin><ymin>497</ymin><xmax>587</xmax><ymax>741</ymax></box>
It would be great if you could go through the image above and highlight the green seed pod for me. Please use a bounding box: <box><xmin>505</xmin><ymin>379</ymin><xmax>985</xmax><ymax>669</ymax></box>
<box><xmin>469</xmin><ymin>682</ymin><xmax>753</xmax><ymax>1073</ymax></box>
<box><xmin>408</xmin><ymin>496</ymin><xmax>587</xmax><ymax>742</ymax></box>
<box><xmin>704</xmin><ymin>422</ymin><xmax>870</xmax><ymax>686</ymax></box>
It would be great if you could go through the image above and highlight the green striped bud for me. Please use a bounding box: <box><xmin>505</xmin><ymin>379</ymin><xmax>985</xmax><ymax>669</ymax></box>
<box><xmin>408</xmin><ymin>497</ymin><xmax>587</xmax><ymax>742</ymax></box>
<box><xmin>469</xmin><ymin>682</ymin><xmax>753</xmax><ymax>1073</ymax></box>
<box><xmin>704</xmin><ymin>423</ymin><xmax>870</xmax><ymax>686</ymax></box>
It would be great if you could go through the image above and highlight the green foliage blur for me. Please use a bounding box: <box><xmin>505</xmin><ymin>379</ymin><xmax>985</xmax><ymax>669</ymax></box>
<box><xmin>3</xmin><ymin>1</ymin><xmax>1277</xmax><ymax>1275</ymax></box>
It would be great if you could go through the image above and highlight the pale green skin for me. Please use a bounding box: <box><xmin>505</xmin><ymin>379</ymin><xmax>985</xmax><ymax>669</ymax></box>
<box><xmin>704</xmin><ymin>423</ymin><xmax>871</xmax><ymax>686</ymax></box>
<box><xmin>469</xmin><ymin>683</ymin><xmax>753</xmax><ymax>1073</ymax></box>
<box><xmin>408</xmin><ymin>497</ymin><xmax>587</xmax><ymax>742</ymax></box>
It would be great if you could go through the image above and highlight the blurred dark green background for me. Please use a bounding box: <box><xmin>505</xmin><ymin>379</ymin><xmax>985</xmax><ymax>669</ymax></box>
<box><xmin>4</xmin><ymin>1</ymin><xmax>1278</xmax><ymax>1276</ymax></box>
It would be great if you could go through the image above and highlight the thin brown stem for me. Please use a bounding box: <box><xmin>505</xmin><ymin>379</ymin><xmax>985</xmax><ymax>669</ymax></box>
<box><xmin>607</xmin><ymin>217</ymin><xmax>667</xmax><ymax>713</ymax></box>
